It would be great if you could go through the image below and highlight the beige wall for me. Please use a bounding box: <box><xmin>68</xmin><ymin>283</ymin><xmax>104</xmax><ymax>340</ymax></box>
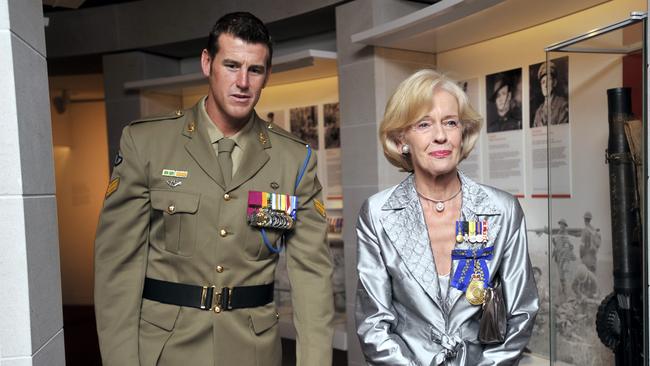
<box><xmin>182</xmin><ymin>76</ymin><xmax>339</xmax><ymax>112</ymax></box>
<box><xmin>436</xmin><ymin>0</ymin><xmax>644</xmax><ymax>238</ymax></box>
<box><xmin>435</xmin><ymin>0</ymin><xmax>644</xmax><ymax>362</ymax></box>
<box><xmin>51</xmin><ymin>75</ymin><xmax>108</xmax><ymax>304</ymax></box>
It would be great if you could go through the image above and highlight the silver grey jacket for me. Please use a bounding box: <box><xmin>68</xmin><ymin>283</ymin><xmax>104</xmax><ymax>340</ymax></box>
<box><xmin>356</xmin><ymin>173</ymin><xmax>538</xmax><ymax>366</ymax></box>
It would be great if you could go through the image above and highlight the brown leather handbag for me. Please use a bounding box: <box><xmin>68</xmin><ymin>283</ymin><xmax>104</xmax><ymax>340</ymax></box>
<box><xmin>478</xmin><ymin>280</ymin><xmax>507</xmax><ymax>344</ymax></box>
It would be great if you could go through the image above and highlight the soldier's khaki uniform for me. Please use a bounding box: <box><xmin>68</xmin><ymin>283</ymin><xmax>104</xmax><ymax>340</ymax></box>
<box><xmin>94</xmin><ymin>100</ymin><xmax>334</xmax><ymax>366</ymax></box>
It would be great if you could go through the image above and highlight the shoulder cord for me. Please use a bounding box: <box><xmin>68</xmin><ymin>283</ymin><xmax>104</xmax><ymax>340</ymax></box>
<box><xmin>261</xmin><ymin>145</ymin><xmax>312</xmax><ymax>253</ymax></box>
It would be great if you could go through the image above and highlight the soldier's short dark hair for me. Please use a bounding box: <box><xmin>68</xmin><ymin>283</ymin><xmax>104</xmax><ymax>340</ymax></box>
<box><xmin>206</xmin><ymin>12</ymin><xmax>273</xmax><ymax>68</ymax></box>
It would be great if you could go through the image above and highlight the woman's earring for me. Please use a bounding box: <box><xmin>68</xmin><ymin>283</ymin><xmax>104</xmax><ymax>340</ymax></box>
<box><xmin>401</xmin><ymin>144</ymin><xmax>410</xmax><ymax>155</ymax></box>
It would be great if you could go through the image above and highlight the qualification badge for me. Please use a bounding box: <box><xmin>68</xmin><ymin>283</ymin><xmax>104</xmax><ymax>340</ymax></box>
<box><xmin>247</xmin><ymin>191</ymin><xmax>298</xmax><ymax>230</ymax></box>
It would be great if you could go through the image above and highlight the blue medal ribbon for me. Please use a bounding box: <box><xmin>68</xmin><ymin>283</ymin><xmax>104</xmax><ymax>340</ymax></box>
<box><xmin>450</xmin><ymin>246</ymin><xmax>494</xmax><ymax>291</ymax></box>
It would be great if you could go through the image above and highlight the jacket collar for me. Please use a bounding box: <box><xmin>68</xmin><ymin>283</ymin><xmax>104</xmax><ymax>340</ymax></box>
<box><xmin>382</xmin><ymin>171</ymin><xmax>499</xmax><ymax>217</ymax></box>
<box><xmin>183</xmin><ymin>99</ymin><xmax>271</xmax><ymax>192</ymax></box>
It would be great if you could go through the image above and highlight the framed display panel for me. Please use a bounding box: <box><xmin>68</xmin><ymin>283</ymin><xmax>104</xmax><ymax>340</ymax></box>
<box><xmin>543</xmin><ymin>12</ymin><xmax>647</xmax><ymax>366</ymax></box>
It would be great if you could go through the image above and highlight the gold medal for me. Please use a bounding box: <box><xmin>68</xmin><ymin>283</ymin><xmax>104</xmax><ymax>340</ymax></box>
<box><xmin>466</xmin><ymin>274</ymin><xmax>486</xmax><ymax>305</ymax></box>
<box><xmin>455</xmin><ymin>221</ymin><xmax>464</xmax><ymax>243</ymax></box>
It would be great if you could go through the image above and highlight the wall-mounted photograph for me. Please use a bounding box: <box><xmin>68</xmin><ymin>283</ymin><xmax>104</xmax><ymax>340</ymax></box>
<box><xmin>290</xmin><ymin>105</ymin><xmax>319</xmax><ymax>149</ymax></box>
<box><xmin>263</xmin><ymin>109</ymin><xmax>289</xmax><ymax>131</ymax></box>
<box><xmin>324</xmin><ymin>102</ymin><xmax>340</xmax><ymax>149</ymax></box>
<box><xmin>486</xmin><ymin>68</ymin><xmax>523</xmax><ymax>133</ymax></box>
<box><xmin>529</xmin><ymin>56</ymin><xmax>569</xmax><ymax>128</ymax></box>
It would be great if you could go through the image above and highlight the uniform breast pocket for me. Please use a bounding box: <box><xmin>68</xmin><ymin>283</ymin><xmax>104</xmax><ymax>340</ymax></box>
<box><xmin>244</xmin><ymin>226</ymin><xmax>284</xmax><ymax>261</ymax></box>
<box><xmin>151</xmin><ymin>190</ymin><xmax>200</xmax><ymax>256</ymax></box>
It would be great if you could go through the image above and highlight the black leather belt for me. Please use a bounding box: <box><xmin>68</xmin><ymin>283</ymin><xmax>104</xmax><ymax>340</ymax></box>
<box><xmin>142</xmin><ymin>277</ymin><xmax>274</xmax><ymax>312</ymax></box>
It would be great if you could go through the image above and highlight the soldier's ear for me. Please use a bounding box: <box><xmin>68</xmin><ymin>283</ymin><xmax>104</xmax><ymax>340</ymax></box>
<box><xmin>200</xmin><ymin>49</ymin><xmax>212</xmax><ymax>77</ymax></box>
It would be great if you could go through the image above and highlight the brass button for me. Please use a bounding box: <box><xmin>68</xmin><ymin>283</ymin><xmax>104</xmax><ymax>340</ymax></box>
<box><xmin>175</xmin><ymin>110</ymin><xmax>182</xmax><ymax>116</ymax></box>
<box><xmin>219</xmin><ymin>229</ymin><xmax>227</xmax><ymax>237</ymax></box>
<box><xmin>216</xmin><ymin>265</ymin><xmax>224</xmax><ymax>273</ymax></box>
<box><xmin>167</xmin><ymin>205</ymin><xmax>176</xmax><ymax>214</ymax></box>
<box><xmin>213</xmin><ymin>306</ymin><xmax>221</xmax><ymax>313</ymax></box>
<box><xmin>223</xmin><ymin>193</ymin><xmax>231</xmax><ymax>201</ymax></box>
<box><xmin>275</xmin><ymin>312</ymin><xmax>280</xmax><ymax>319</ymax></box>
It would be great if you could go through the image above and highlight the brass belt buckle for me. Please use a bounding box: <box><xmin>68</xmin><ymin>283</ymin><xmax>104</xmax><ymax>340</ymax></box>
<box><xmin>212</xmin><ymin>287</ymin><xmax>233</xmax><ymax>313</ymax></box>
<box><xmin>200</xmin><ymin>285</ymin><xmax>216</xmax><ymax>310</ymax></box>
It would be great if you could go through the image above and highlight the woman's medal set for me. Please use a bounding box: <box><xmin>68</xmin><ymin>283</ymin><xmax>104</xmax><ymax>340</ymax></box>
<box><xmin>453</xmin><ymin>220</ymin><xmax>491</xmax><ymax>306</ymax></box>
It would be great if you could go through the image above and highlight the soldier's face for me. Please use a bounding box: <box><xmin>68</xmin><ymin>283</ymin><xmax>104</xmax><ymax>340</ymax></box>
<box><xmin>540</xmin><ymin>74</ymin><xmax>555</xmax><ymax>97</ymax></box>
<box><xmin>495</xmin><ymin>85</ymin><xmax>511</xmax><ymax>117</ymax></box>
<box><xmin>201</xmin><ymin>33</ymin><xmax>270</xmax><ymax>126</ymax></box>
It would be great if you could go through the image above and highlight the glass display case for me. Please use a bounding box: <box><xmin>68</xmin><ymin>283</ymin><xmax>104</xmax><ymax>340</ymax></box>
<box><xmin>537</xmin><ymin>12</ymin><xmax>647</xmax><ymax>365</ymax></box>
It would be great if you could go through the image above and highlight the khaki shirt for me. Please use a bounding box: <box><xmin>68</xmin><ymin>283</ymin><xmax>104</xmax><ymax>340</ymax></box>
<box><xmin>199</xmin><ymin>96</ymin><xmax>254</xmax><ymax>176</ymax></box>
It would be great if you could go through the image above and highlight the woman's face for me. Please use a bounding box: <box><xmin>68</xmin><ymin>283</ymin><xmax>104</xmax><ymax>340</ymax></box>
<box><xmin>401</xmin><ymin>89</ymin><xmax>463</xmax><ymax>179</ymax></box>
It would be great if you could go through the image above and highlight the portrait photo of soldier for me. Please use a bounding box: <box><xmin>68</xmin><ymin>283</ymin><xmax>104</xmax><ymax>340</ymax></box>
<box><xmin>290</xmin><ymin>105</ymin><xmax>319</xmax><ymax>149</ymax></box>
<box><xmin>324</xmin><ymin>102</ymin><xmax>340</xmax><ymax>149</ymax></box>
<box><xmin>486</xmin><ymin>68</ymin><xmax>523</xmax><ymax>133</ymax></box>
<box><xmin>529</xmin><ymin>57</ymin><xmax>569</xmax><ymax>128</ymax></box>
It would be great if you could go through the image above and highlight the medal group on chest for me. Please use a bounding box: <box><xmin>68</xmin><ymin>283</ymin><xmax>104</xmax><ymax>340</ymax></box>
<box><xmin>247</xmin><ymin>190</ymin><xmax>298</xmax><ymax>230</ymax></box>
<box><xmin>451</xmin><ymin>219</ymin><xmax>494</xmax><ymax>306</ymax></box>
<box><xmin>455</xmin><ymin>219</ymin><xmax>488</xmax><ymax>244</ymax></box>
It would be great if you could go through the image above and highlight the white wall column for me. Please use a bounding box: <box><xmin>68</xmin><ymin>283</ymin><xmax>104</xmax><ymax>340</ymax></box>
<box><xmin>102</xmin><ymin>51</ymin><xmax>181</xmax><ymax>164</ymax></box>
<box><xmin>0</xmin><ymin>0</ymin><xmax>65</xmax><ymax>365</ymax></box>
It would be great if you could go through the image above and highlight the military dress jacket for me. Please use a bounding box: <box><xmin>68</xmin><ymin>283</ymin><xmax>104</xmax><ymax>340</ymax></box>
<box><xmin>94</xmin><ymin>101</ymin><xmax>334</xmax><ymax>366</ymax></box>
<box><xmin>356</xmin><ymin>172</ymin><xmax>539</xmax><ymax>366</ymax></box>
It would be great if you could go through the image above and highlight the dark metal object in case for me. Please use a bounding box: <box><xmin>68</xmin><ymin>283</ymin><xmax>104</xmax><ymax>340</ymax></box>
<box><xmin>596</xmin><ymin>87</ymin><xmax>643</xmax><ymax>365</ymax></box>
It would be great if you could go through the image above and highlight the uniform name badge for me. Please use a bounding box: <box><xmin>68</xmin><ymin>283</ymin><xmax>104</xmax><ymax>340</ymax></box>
<box><xmin>247</xmin><ymin>190</ymin><xmax>298</xmax><ymax>230</ymax></box>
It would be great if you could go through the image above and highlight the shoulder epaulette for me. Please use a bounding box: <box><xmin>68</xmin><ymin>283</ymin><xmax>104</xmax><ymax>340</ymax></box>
<box><xmin>130</xmin><ymin>109</ymin><xmax>185</xmax><ymax>125</ymax></box>
<box><xmin>265</xmin><ymin>122</ymin><xmax>309</xmax><ymax>146</ymax></box>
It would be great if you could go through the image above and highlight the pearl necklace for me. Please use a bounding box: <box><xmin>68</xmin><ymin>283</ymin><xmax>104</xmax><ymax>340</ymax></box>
<box><xmin>416</xmin><ymin>186</ymin><xmax>462</xmax><ymax>212</ymax></box>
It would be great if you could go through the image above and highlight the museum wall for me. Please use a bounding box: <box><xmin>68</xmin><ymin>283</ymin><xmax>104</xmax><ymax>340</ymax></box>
<box><xmin>432</xmin><ymin>0</ymin><xmax>645</xmax><ymax>363</ymax></box>
<box><xmin>50</xmin><ymin>74</ymin><xmax>108</xmax><ymax>305</ymax></box>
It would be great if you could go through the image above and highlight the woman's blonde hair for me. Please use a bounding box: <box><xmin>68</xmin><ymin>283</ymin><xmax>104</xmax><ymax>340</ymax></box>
<box><xmin>379</xmin><ymin>69</ymin><xmax>482</xmax><ymax>172</ymax></box>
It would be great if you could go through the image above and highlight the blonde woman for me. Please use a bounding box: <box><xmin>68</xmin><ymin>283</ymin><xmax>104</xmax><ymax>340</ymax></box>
<box><xmin>356</xmin><ymin>69</ymin><xmax>538</xmax><ymax>365</ymax></box>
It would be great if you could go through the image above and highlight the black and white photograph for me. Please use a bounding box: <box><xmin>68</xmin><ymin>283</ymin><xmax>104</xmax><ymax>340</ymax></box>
<box><xmin>290</xmin><ymin>105</ymin><xmax>319</xmax><ymax>149</ymax></box>
<box><xmin>264</xmin><ymin>109</ymin><xmax>289</xmax><ymax>131</ymax></box>
<box><xmin>529</xmin><ymin>56</ymin><xmax>569</xmax><ymax>128</ymax></box>
<box><xmin>527</xmin><ymin>210</ymin><xmax>614</xmax><ymax>365</ymax></box>
<box><xmin>486</xmin><ymin>68</ymin><xmax>522</xmax><ymax>133</ymax></box>
<box><xmin>330</xmin><ymin>244</ymin><xmax>346</xmax><ymax>313</ymax></box>
<box><xmin>324</xmin><ymin>102</ymin><xmax>340</xmax><ymax>149</ymax></box>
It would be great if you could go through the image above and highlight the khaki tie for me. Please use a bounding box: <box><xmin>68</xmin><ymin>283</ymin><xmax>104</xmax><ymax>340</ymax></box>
<box><xmin>217</xmin><ymin>138</ymin><xmax>236</xmax><ymax>186</ymax></box>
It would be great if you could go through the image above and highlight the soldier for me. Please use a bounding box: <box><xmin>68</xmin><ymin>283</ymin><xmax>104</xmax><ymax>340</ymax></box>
<box><xmin>487</xmin><ymin>74</ymin><xmax>521</xmax><ymax>133</ymax></box>
<box><xmin>579</xmin><ymin>211</ymin><xmax>601</xmax><ymax>273</ymax></box>
<box><xmin>532</xmin><ymin>60</ymin><xmax>569</xmax><ymax>127</ymax></box>
<box><xmin>552</xmin><ymin>218</ymin><xmax>576</xmax><ymax>296</ymax></box>
<box><xmin>94</xmin><ymin>12</ymin><xmax>334</xmax><ymax>366</ymax></box>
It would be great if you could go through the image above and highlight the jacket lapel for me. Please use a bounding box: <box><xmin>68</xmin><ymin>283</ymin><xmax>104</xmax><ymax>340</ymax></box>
<box><xmin>228</xmin><ymin>114</ymin><xmax>270</xmax><ymax>192</ymax></box>
<box><xmin>183</xmin><ymin>103</ymin><xmax>226</xmax><ymax>190</ymax></box>
<box><xmin>380</xmin><ymin>175</ymin><xmax>444</xmax><ymax>309</ymax></box>
<box><xmin>448</xmin><ymin>171</ymin><xmax>502</xmax><ymax>309</ymax></box>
